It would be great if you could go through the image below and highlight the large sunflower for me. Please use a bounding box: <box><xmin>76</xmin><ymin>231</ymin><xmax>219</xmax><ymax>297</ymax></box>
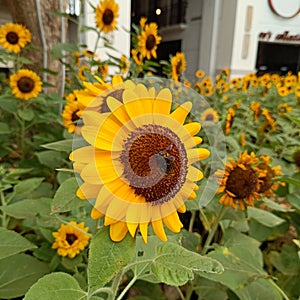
<box><xmin>52</xmin><ymin>221</ymin><xmax>90</xmax><ymax>258</ymax></box>
<box><xmin>70</xmin><ymin>81</ymin><xmax>210</xmax><ymax>243</ymax></box>
<box><xmin>138</xmin><ymin>23</ymin><xmax>162</xmax><ymax>60</ymax></box>
<box><xmin>215</xmin><ymin>151</ymin><xmax>263</xmax><ymax>210</ymax></box>
<box><xmin>95</xmin><ymin>0</ymin><xmax>119</xmax><ymax>34</ymax></box>
<box><xmin>171</xmin><ymin>52</ymin><xmax>186</xmax><ymax>82</ymax></box>
<box><xmin>9</xmin><ymin>69</ymin><xmax>42</xmax><ymax>100</ymax></box>
<box><xmin>0</xmin><ymin>23</ymin><xmax>31</xmax><ymax>53</ymax></box>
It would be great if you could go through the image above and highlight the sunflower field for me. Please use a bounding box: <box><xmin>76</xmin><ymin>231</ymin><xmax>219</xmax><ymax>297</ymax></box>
<box><xmin>0</xmin><ymin>1</ymin><xmax>300</xmax><ymax>300</ymax></box>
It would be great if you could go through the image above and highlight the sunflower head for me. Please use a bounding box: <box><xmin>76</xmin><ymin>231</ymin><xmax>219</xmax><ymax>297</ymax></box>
<box><xmin>138</xmin><ymin>22</ymin><xmax>162</xmax><ymax>60</ymax></box>
<box><xmin>71</xmin><ymin>79</ymin><xmax>210</xmax><ymax>243</ymax></box>
<box><xmin>9</xmin><ymin>69</ymin><xmax>42</xmax><ymax>101</ymax></box>
<box><xmin>200</xmin><ymin>108</ymin><xmax>219</xmax><ymax>123</ymax></box>
<box><xmin>225</xmin><ymin>107</ymin><xmax>235</xmax><ymax>135</ymax></box>
<box><xmin>52</xmin><ymin>221</ymin><xmax>90</xmax><ymax>258</ymax></box>
<box><xmin>95</xmin><ymin>0</ymin><xmax>119</xmax><ymax>34</ymax></box>
<box><xmin>0</xmin><ymin>23</ymin><xmax>31</xmax><ymax>53</ymax></box>
<box><xmin>171</xmin><ymin>52</ymin><xmax>186</xmax><ymax>82</ymax></box>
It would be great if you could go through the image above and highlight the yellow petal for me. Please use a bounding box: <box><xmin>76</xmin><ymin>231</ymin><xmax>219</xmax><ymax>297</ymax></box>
<box><xmin>187</xmin><ymin>166</ymin><xmax>204</xmax><ymax>181</ymax></box>
<box><xmin>152</xmin><ymin>219</ymin><xmax>167</xmax><ymax>242</ymax></box>
<box><xmin>77</xmin><ymin>182</ymin><xmax>100</xmax><ymax>199</ymax></box>
<box><xmin>127</xmin><ymin>222</ymin><xmax>139</xmax><ymax>237</ymax></box>
<box><xmin>192</xmin><ymin>136</ymin><xmax>203</xmax><ymax>146</ymax></box>
<box><xmin>91</xmin><ymin>207</ymin><xmax>104</xmax><ymax>219</ymax></box>
<box><xmin>112</xmin><ymin>74</ymin><xmax>123</xmax><ymax>85</ymax></box>
<box><xmin>177</xmin><ymin>203</ymin><xmax>186</xmax><ymax>213</ymax></box>
<box><xmin>80</xmin><ymin>164</ymin><xmax>101</xmax><ymax>184</ymax></box>
<box><xmin>170</xmin><ymin>102</ymin><xmax>192</xmax><ymax>124</ymax></box>
<box><xmin>187</xmin><ymin>148</ymin><xmax>210</xmax><ymax>164</ymax></box>
<box><xmin>153</xmin><ymin>88</ymin><xmax>172</xmax><ymax>115</ymax></box>
<box><xmin>188</xmin><ymin>191</ymin><xmax>197</xmax><ymax>200</ymax></box>
<box><xmin>139</xmin><ymin>222</ymin><xmax>148</xmax><ymax>243</ymax></box>
<box><xmin>184</xmin><ymin>122</ymin><xmax>201</xmax><ymax>136</ymax></box>
<box><xmin>163</xmin><ymin>211</ymin><xmax>183</xmax><ymax>233</ymax></box>
<box><xmin>109</xmin><ymin>222</ymin><xmax>128</xmax><ymax>242</ymax></box>
<box><xmin>104</xmin><ymin>215</ymin><xmax>118</xmax><ymax>226</ymax></box>
<box><xmin>134</xmin><ymin>83</ymin><xmax>149</xmax><ymax>97</ymax></box>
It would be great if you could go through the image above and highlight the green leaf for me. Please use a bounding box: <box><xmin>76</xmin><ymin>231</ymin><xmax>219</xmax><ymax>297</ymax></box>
<box><xmin>0</xmin><ymin>254</ymin><xmax>49</xmax><ymax>299</ymax></box>
<box><xmin>277</xmin><ymin>175</ymin><xmax>300</xmax><ymax>186</ymax></box>
<box><xmin>88</xmin><ymin>227</ymin><xmax>136</xmax><ymax>294</ymax></box>
<box><xmin>51</xmin><ymin>43</ymin><xmax>78</xmax><ymax>59</ymax></box>
<box><xmin>0</xmin><ymin>228</ymin><xmax>37</xmax><ymax>260</ymax></box>
<box><xmin>41</xmin><ymin>139</ymin><xmax>73</xmax><ymax>153</ymax></box>
<box><xmin>0</xmin><ymin>197</ymin><xmax>51</xmax><ymax>219</ymax></box>
<box><xmin>0</xmin><ymin>122</ymin><xmax>10</xmax><ymax>134</ymax></box>
<box><xmin>51</xmin><ymin>177</ymin><xmax>82</xmax><ymax>213</ymax></box>
<box><xmin>24</xmin><ymin>272</ymin><xmax>86</xmax><ymax>300</ymax></box>
<box><xmin>151</xmin><ymin>243</ymin><xmax>223</xmax><ymax>286</ymax></box>
<box><xmin>287</xmin><ymin>193</ymin><xmax>300</xmax><ymax>210</ymax></box>
<box><xmin>36</xmin><ymin>150</ymin><xmax>63</xmax><ymax>168</ymax></box>
<box><xmin>247</xmin><ymin>206</ymin><xmax>285</xmax><ymax>227</ymax></box>
<box><xmin>17</xmin><ymin>108</ymin><xmax>35</xmax><ymax>121</ymax></box>
<box><xmin>0</xmin><ymin>95</ymin><xmax>19</xmax><ymax>113</ymax></box>
<box><xmin>14</xmin><ymin>177</ymin><xmax>44</xmax><ymax>196</ymax></box>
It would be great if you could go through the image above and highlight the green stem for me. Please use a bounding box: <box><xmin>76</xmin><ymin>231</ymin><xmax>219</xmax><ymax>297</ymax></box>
<box><xmin>201</xmin><ymin>205</ymin><xmax>227</xmax><ymax>255</ymax></box>
<box><xmin>89</xmin><ymin>287</ymin><xmax>113</xmax><ymax>299</ymax></box>
<box><xmin>109</xmin><ymin>270</ymin><xmax>124</xmax><ymax>300</ymax></box>
<box><xmin>175</xmin><ymin>286</ymin><xmax>185</xmax><ymax>300</ymax></box>
<box><xmin>268</xmin><ymin>279</ymin><xmax>290</xmax><ymax>300</ymax></box>
<box><xmin>116</xmin><ymin>276</ymin><xmax>137</xmax><ymax>300</ymax></box>
<box><xmin>188</xmin><ymin>210</ymin><xmax>196</xmax><ymax>232</ymax></box>
<box><xmin>0</xmin><ymin>191</ymin><xmax>9</xmax><ymax>228</ymax></box>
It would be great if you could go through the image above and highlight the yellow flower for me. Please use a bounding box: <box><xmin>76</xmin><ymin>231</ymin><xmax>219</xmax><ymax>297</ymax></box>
<box><xmin>9</xmin><ymin>69</ymin><xmax>42</xmax><ymax>101</ymax></box>
<box><xmin>225</xmin><ymin>107</ymin><xmax>235</xmax><ymax>135</ymax></box>
<box><xmin>97</xmin><ymin>60</ymin><xmax>109</xmax><ymax>80</ymax></box>
<box><xmin>0</xmin><ymin>23</ymin><xmax>31</xmax><ymax>53</ymax></box>
<box><xmin>139</xmin><ymin>17</ymin><xmax>147</xmax><ymax>29</ymax></box>
<box><xmin>78</xmin><ymin>65</ymin><xmax>90</xmax><ymax>81</ymax></box>
<box><xmin>200</xmin><ymin>108</ymin><xmax>219</xmax><ymax>123</ymax></box>
<box><xmin>95</xmin><ymin>0</ymin><xmax>119</xmax><ymax>34</ymax></box>
<box><xmin>131</xmin><ymin>49</ymin><xmax>143</xmax><ymax>66</ymax></box>
<box><xmin>195</xmin><ymin>70</ymin><xmax>205</xmax><ymax>78</ymax></box>
<box><xmin>277</xmin><ymin>103</ymin><xmax>292</xmax><ymax>116</ymax></box>
<box><xmin>70</xmin><ymin>81</ymin><xmax>210</xmax><ymax>243</ymax></box>
<box><xmin>277</xmin><ymin>86</ymin><xmax>289</xmax><ymax>97</ymax></box>
<box><xmin>120</xmin><ymin>55</ymin><xmax>129</xmax><ymax>74</ymax></box>
<box><xmin>240</xmin><ymin>133</ymin><xmax>246</xmax><ymax>147</ymax></box>
<box><xmin>250</xmin><ymin>101</ymin><xmax>261</xmax><ymax>122</ymax></box>
<box><xmin>138</xmin><ymin>22</ymin><xmax>162</xmax><ymax>60</ymax></box>
<box><xmin>171</xmin><ymin>52</ymin><xmax>186</xmax><ymax>82</ymax></box>
<box><xmin>52</xmin><ymin>221</ymin><xmax>90</xmax><ymax>258</ymax></box>
<box><xmin>215</xmin><ymin>151</ymin><xmax>262</xmax><ymax>210</ymax></box>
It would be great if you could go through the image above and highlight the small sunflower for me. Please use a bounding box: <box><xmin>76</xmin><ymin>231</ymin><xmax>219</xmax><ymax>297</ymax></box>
<box><xmin>70</xmin><ymin>81</ymin><xmax>210</xmax><ymax>243</ymax></box>
<box><xmin>240</xmin><ymin>133</ymin><xmax>246</xmax><ymax>147</ymax></box>
<box><xmin>95</xmin><ymin>0</ymin><xmax>119</xmax><ymax>34</ymax></box>
<box><xmin>9</xmin><ymin>69</ymin><xmax>42</xmax><ymax>101</ymax></box>
<box><xmin>138</xmin><ymin>22</ymin><xmax>162</xmax><ymax>60</ymax></box>
<box><xmin>52</xmin><ymin>221</ymin><xmax>90</xmax><ymax>258</ymax></box>
<box><xmin>97</xmin><ymin>60</ymin><xmax>109</xmax><ymax>80</ymax></box>
<box><xmin>250</xmin><ymin>101</ymin><xmax>261</xmax><ymax>121</ymax></box>
<box><xmin>277</xmin><ymin>103</ymin><xmax>292</xmax><ymax>116</ymax></box>
<box><xmin>262</xmin><ymin>108</ymin><xmax>276</xmax><ymax>131</ymax></box>
<box><xmin>0</xmin><ymin>23</ymin><xmax>31</xmax><ymax>53</ymax></box>
<box><xmin>119</xmin><ymin>55</ymin><xmax>129</xmax><ymax>74</ymax></box>
<box><xmin>256</xmin><ymin>156</ymin><xmax>283</xmax><ymax>196</ymax></box>
<box><xmin>171</xmin><ymin>52</ymin><xmax>186</xmax><ymax>82</ymax></box>
<box><xmin>225</xmin><ymin>107</ymin><xmax>235</xmax><ymax>135</ymax></box>
<box><xmin>215</xmin><ymin>151</ymin><xmax>262</xmax><ymax>210</ymax></box>
<box><xmin>200</xmin><ymin>108</ymin><xmax>219</xmax><ymax>123</ymax></box>
<box><xmin>195</xmin><ymin>70</ymin><xmax>205</xmax><ymax>78</ymax></box>
<box><xmin>78</xmin><ymin>65</ymin><xmax>90</xmax><ymax>81</ymax></box>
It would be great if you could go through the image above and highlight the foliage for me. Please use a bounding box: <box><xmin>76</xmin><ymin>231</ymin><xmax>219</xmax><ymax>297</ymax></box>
<box><xmin>0</xmin><ymin>1</ymin><xmax>300</xmax><ymax>300</ymax></box>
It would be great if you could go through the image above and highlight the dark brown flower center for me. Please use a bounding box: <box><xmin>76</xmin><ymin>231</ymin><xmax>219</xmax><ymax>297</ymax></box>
<box><xmin>66</xmin><ymin>233</ymin><xmax>77</xmax><ymax>245</ymax></box>
<box><xmin>205</xmin><ymin>113</ymin><xmax>214</xmax><ymax>121</ymax></box>
<box><xmin>120</xmin><ymin>124</ymin><xmax>188</xmax><ymax>204</ymax></box>
<box><xmin>102</xmin><ymin>9</ymin><xmax>114</xmax><ymax>25</ymax></box>
<box><xmin>257</xmin><ymin>163</ymin><xmax>274</xmax><ymax>193</ymax></box>
<box><xmin>146</xmin><ymin>34</ymin><xmax>156</xmax><ymax>50</ymax></box>
<box><xmin>226</xmin><ymin>166</ymin><xmax>258</xmax><ymax>199</ymax></box>
<box><xmin>71</xmin><ymin>110</ymin><xmax>80</xmax><ymax>122</ymax></box>
<box><xmin>6</xmin><ymin>31</ymin><xmax>19</xmax><ymax>44</ymax></box>
<box><xmin>17</xmin><ymin>77</ymin><xmax>35</xmax><ymax>93</ymax></box>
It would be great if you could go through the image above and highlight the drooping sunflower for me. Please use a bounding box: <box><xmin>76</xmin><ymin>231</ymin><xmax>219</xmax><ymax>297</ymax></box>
<box><xmin>95</xmin><ymin>0</ymin><xmax>119</xmax><ymax>34</ymax></box>
<box><xmin>215</xmin><ymin>151</ymin><xmax>263</xmax><ymax>210</ymax></box>
<box><xmin>171</xmin><ymin>52</ymin><xmax>186</xmax><ymax>82</ymax></box>
<box><xmin>78</xmin><ymin>65</ymin><xmax>90</xmax><ymax>81</ymax></box>
<box><xmin>250</xmin><ymin>101</ymin><xmax>261</xmax><ymax>121</ymax></box>
<box><xmin>119</xmin><ymin>55</ymin><xmax>129</xmax><ymax>74</ymax></box>
<box><xmin>224</xmin><ymin>107</ymin><xmax>235</xmax><ymax>135</ymax></box>
<box><xmin>200</xmin><ymin>108</ymin><xmax>219</xmax><ymax>123</ymax></box>
<box><xmin>52</xmin><ymin>221</ymin><xmax>90</xmax><ymax>258</ymax></box>
<box><xmin>0</xmin><ymin>23</ymin><xmax>31</xmax><ymax>53</ymax></box>
<box><xmin>9</xmin><ymin>69</ymin><xmax>42</xmax><ymax>101</ymax></box>
<box><xmin>137</xmin><ymin>22</ymin><xmax>162</xmax><ymax>60</ymax></box>
<box><xmin>70</xmin><ymin>81</ymin><xmax>210</xmax><ymax>243</ymax></box>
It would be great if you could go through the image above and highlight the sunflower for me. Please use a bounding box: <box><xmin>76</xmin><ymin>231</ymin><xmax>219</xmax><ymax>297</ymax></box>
<box><xmin>140</xmin><ymin>17</ymin><xmax>147</xmax><ymax>29</ymax></box>
<box><xmin>97</xmin><ymin>60</ymin><xmax>109</xmax><ymax>80</ymax></box>
<box><xmin>262</xmin><ymin>108</ymin><xmax>276</xmax><ymax>131</ymax></box>
<box><xmin>295</xmin><ymin>84</ymin><xmax>300</xmax><ymax>97</ymax></box>
<box><xmin>0</xmin><ymin>23</ymin><xmax>31</xmax><ymax>53</ymax></box>
<box><xmin>215</xmin><ymin>151</ymin><xmax>262</xmax><ymax>210</ymax></box>
<box><xmin>240</xmin><ymin>133</ymin><xmax>246</xmax><ymax>147</ymax></box>
<box><xmin>138</xmin><ymin>22</ymin><xmax>162</xmax><ymax>60</ymax></box>
<box><xmin>256</xmin><ymin>156</ymin><xmax>283</xmax><ymax>196</ymax></box>
<box><xmin>95</xmin><ymin>0</ymin><xmax>119</xmax><ymax>34</ymax></box>
<box><xmin>120</xmin><ymin>55</ymin><xmax>129</xmax><ymax>74</ymax></box>
<box><xmin>70</xmin><ymin>81</ymin><xmax>210</xmax><ymax>243</ymax></box>
<box><xmin>62</xmin><ymin>93</ymin><xmax>84</xmax><ymax>134</ymax></box>
<box><xmin>52</xmin><ymin>221</ymin><xmax>90</xmax><ymax>258</ymax></box>
<box><xmin>277</xmin><ymin>103</ymin><xmax>292</xmax><ymax>116</ymax></box>
<box><xmin>75</xmin><ymin>74</ymin><xmax>124</xmax><ymax>111</ymax></box>
<box><xmin>9</xmin><ymin>69</ymin><xmax>42</xmax><ymax>101</ymax></box>
<box><xmin>195</xmin><ymin>70</ymin><xmax>205</xmax><ymax>78</ymax></box>
<box><xmin>171</xmin><ymin>52</ymin><xmax>186</xmax><ymax>82</ymax></box>
<box><xmin>250</xmin><ymin>101</ymin><xmax>261</xmax><ymax>121</ymax></box>
<box><xmin>225</xmin><ymin>107</ymin><xmax>235</xmax><ymax>135</ymax></box>
<box><xmin>78</xmin><ymin>65</ymin><xmax>90</xmax><ymax>81</ymax></box>
<box><xmin>200</xmin><ymin>108</ymin><xmax>219</xmax><ymax>123</ymax></box>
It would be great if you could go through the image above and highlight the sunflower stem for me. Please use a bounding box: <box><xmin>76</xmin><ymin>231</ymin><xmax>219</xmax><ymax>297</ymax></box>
<box><xmin>175</xmin><ymin>286</ymin><xmax>185</xmax><ymax>300</ymax></box>
<box><xmin>268</xmin><ymin>279</ymin><xmax>290</xmax><ymax>300</ymax></box>
<box><xmin>188</xmin><ymin>210</ymin><xmax>196</xmax><ymax>232</ymax></box>
<box><xmin>0</xmin><ymin>191</ymin><xmax>9</xmax><ymax>228</ymax></box>
<box><xmin>109</xmin><ymin>270</ymin><xmax>124</xmax><ymax>300</ymax></box>
<box><xmin>115</xmin><ymin>275</ymin><xmax>137</xmax><ymax>300</ymax></box>
<box><xmin>201</xmin><ymin>205</ymin><xmax>227</xmax><ymax>255</ymax></box>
